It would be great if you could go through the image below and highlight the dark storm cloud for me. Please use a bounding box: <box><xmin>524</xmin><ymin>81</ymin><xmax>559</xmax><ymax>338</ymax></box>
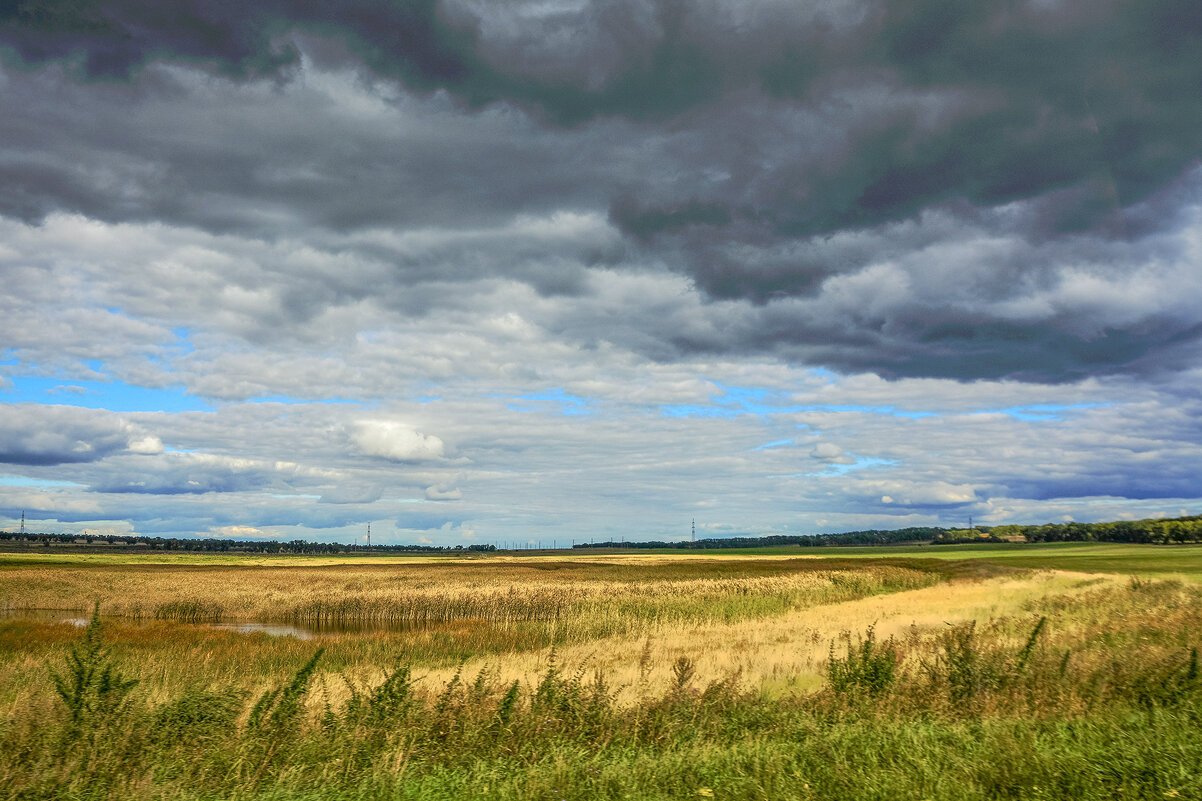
<box><xmin>741</xmin><ymin>302</ymin><xmax>1202</xmax><ymax>383</ymax></box>
<box><xmin>0</xmin><ymin>63</ymin><xmax>618</xmax><ymax>235</ymax></box>
<box><xmin>602</xmin><ymin>0</ymin><xmax>1202</xmax><ymax>238</ymax></box>
<box><xmin>7</xmin><ymin>0</ymin><xmax>1201</xmax><ymax>214</ymax></box>
<box><xmin>0</xmin><ymin>0</ymin><xmax>463</xmax><ymax>86</ymax></box>
<box><xmin>0</xmin><ymin>0</ymin><xmax>746</xmax><ymax>121</ymax></box>
<box><xmin>3</xmin><ymin>0</ymin><xmax>1202</xmax><ymax>382</ymax></box>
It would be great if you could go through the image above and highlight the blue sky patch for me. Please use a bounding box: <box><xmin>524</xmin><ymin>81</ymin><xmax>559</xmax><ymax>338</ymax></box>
<box><xmin>770</xmin><ymin>456</ymin><xmax>898</xmax><ymax>479</ymax></box>
<box><xmin>976</xmin><ymin>403</ymin><xmax>1107</xmax><ymax>421</ymax></box>
<box><xmin>1</xmin><ymin>376</ymin><xmax>212</xmax><ymax>413</ymax></box>
<box><xmin>0</xmin><ymin>476</ymin><xmax>84</xmax><ymax>488</ymax></box>
<box><xmin>752</xmin><ymin>438</ymin><xmax>794</xmax><ymax>451</ymax></box>
<box><xmin>822</xmin><ymin>456</ymin><xmax>898</xmax><ymax>476</ymax></box>
<box><xmin>795</xmin><ymin>404</ymin><xmax>938</xmax><ymax>419</ymax></box>
<box><xmin>659</xmin><ymin>403</ymin><xmax>740</xmax><ymax>419</ymax></box>
<box><xmin>241</xmin><ymin>395</ymin><xmax>363</xmax><ymax>407</ymax></box>
<box><xmin>661</xmin><ymin>382</ymin><xmax>804</xmax><ymax>419</ymax></box>
<box><xmin>506</xmin><ymin>388</ymin><xmax>594</xmax><ymax>416</ymax></box>
<box><xmin>171</xmin><ymin>328</ymin><xmax>196</xmax><ymax>355</ymax></box>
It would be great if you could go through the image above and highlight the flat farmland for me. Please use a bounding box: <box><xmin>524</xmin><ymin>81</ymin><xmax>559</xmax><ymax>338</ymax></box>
<box><xmin>2</xmin><ymin>546</ymin><xmax>1200</xmax><ymax>800</ymax></box>
<box><xmin>632</xmin><ymin>541</ymin><xmax>1202</xmax><ymax>579</ymax></box>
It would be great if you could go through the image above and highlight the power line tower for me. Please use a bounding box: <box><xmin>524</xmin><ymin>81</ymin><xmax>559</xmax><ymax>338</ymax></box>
<box><xmin>367</xmin><ymin>523</ymin><xmax>371</xmax><ymax>548</ymax></box>
<box><xmin>20</xmin><ymin>511</ymin><xmax>25</xmax><ymax>536</ymax></box>
<box><xmin>691</xmin><ymin>518</ymin><xmax>696</xmax><ymax>542</ymax></box>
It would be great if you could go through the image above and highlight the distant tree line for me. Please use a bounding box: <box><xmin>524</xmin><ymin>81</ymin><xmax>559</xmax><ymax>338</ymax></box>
<box><xmin>0</xmin><ymin>529</ymin><xmax>497</xmax><ymax>554</ymax></box>
<box><xmin>982</xmin><ymin>516</ymin><xmax>1202</xmax><ymax>544</ymax></box>
<box><xmin>577</xmin><ymin>527</ymin><xmax>949</xmax><ymax>550</ymax></box>
<box><xmin>928</xmin><ymin>531</ymin><xmax>1006</xmax><ymax>545</ymax></box>
<box><xmin>583</xmin><ymin>516</ymin><xmax>1201</xmax><ymax>550</ymax></box>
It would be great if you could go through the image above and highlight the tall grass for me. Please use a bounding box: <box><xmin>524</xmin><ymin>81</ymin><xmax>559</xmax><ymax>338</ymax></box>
<box><xmin>283</xmin><ymin>566</ymin><xmax>935</xmax><ymax>635</ymax></box>
<box><xmin>0</xmin><ymin>559</ymin><xmax>940</xmax><ymax>653</ymax></box>
<box><xmin>2</xmin><ymin>577</ymin><xmax>1199</xmax><ymax>800</ymax></box>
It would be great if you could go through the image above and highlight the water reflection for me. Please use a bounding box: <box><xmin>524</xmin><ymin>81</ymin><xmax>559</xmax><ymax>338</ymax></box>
<box><xmin>210</xmin><ymin>622</ymin><xmax>313</xmax><ymax>639</ymax></box>
<box><xmin>2</xmin><ymin>608</ymin><xmax>330</xmax><ymax>639</ymax></box>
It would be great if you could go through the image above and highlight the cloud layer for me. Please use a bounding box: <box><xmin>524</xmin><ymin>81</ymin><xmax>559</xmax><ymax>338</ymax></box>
<box><xmin>0</xmin><ymin>1</ymin><xmax>1199</xmax><ymax>542</ymax></box>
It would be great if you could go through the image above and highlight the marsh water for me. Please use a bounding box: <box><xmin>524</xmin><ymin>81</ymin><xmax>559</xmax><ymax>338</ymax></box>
<box><xmin>0</xmin><ymin>608</ymin><xmax>419</xmax><ymax>639</ymax></box>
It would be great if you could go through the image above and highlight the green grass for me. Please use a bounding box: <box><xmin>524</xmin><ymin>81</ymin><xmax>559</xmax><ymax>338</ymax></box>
<box><xmin>823</xmin><ymin>542</ymin><xmax>1202</xmax><ymax>579</ymax></box>
<box><xmin>629</xmin><ymin>542</ymin><xmax>1202</xmax><ymax>580</ymax></box>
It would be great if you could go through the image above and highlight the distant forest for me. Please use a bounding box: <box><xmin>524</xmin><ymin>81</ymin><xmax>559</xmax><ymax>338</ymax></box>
<box><xmin>984</xmin><ymin>515</ymin><xmax>1202</xmax><ymax>544</ymax></box>
<box><xmin>0</xmin><ymin>530</ymin><xmax>493</xmax><ymax>555</ymax></box>
<box><xmin>1</xmin><ymin>514</ymin><xmax>1198</xmax><ymax>554</ymax></box>
<box><xmin>585</xmin><ymin>526</ymin><xmax>950</xmax><ymax>550</ymax></box>
<box><xmin>585</xmin><ymin>515</ymin><xmax>1202</xmax><ymax>549</ymax></box>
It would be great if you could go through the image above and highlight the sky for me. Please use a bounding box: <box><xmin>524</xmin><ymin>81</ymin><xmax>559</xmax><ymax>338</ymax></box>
<box><xmin>1</xmin><ymin>0</ymin><xmax>1200</xmax><ymax>547</ymax></box>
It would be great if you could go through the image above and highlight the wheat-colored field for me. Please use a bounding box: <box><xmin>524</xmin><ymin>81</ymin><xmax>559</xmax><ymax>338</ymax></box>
<box><xmin>414</xmin><ymin>569</ymin><xmax>1123</xmax><ymax>698</ymax></box>
<box><xmin>3</xmin><ymin>548</ymin><xmax>1200</xmax><ymax>801</ymax></box>
<box><xmin>0</xmin><ymin>550</ymin><xmax>1118</xmax><ymax>698</ymax></box>
<box><xmin>0</xmin><ymin>552</ymin><xmax>934</xmax><ymax>628</ymax></box>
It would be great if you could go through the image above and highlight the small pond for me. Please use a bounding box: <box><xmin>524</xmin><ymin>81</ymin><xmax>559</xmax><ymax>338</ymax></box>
<box><xmin>2</xmin><ymin>608</ymin><xmax>324</xmax><ymax>639</ymax></box>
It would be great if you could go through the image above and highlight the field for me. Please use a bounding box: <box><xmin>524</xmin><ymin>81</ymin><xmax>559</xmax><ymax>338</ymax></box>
<box><xmin>638</xmin><ymin>541</ymin><xmax>1202</xmax><ymax>579</ymax></box>
<box><xmin>1</xmin><ymin>544</ymin><xmax>1200</xmax><ymax>800</ymax></box>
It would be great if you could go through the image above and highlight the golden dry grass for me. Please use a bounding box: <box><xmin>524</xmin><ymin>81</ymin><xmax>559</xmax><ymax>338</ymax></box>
<box><xmin>0</xmin><ymin>551</ymin><xmax>1140</xmax><ymax>712</ymax></box>
<box><xmin>0</xmin><ymin>555</ymin><xmax>932</xmax><ymax>626</ymax></box>
<box><xmin>406</xmin><ymin>569</ymin><xmax>1125</xmax><ymax>701</ymax></box>
<box><xmin>0</xmin><ymin>553</ymin><xmax>943</xmax><ymax>709</ymax></box>
<box><xmin>4</xmin><ymin>549</ymin><xmax>1202</xmax><ymax>801</ymax></box>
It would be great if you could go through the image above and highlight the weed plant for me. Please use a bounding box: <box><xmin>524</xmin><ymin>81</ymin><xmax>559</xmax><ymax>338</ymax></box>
<box><xmin>826</xmin><ymin>624</ymin><xmax>897</xmax><ymax>698</ymax></box>
<box><xmin>48</xmin><ymin>603</ymin><xmax>138</xmax><ymax>731</ymax></box>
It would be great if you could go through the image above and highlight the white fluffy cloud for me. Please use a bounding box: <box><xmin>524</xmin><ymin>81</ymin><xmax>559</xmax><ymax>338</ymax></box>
<box><xmin>349</xmin><ymin>421</ymin><xmax>446</xmax><ymax>463</ymax></box>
